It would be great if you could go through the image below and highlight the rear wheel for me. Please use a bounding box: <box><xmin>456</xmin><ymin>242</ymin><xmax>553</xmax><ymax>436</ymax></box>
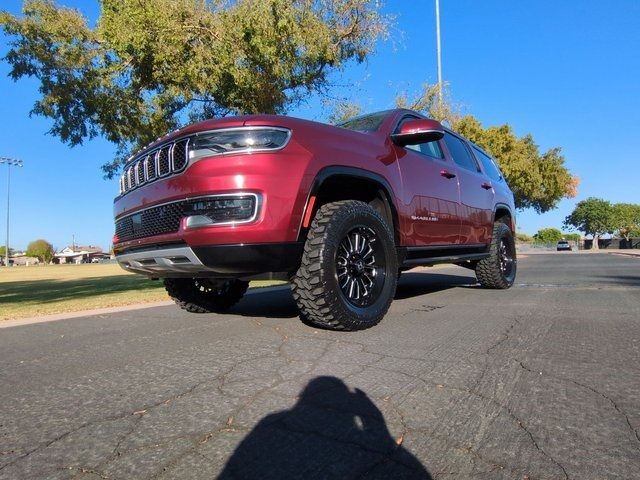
<box><xmin>164</xmin><ymin>278</ymin><xmax>249</xmax><ymax>313</ymax></box>
<box><xmin>292</xmin><ymin>200</ymin><xmax>398</xmax><ymax>331</ymax></box>
<box><xmin>475</xmin><ymin>222</ymin><xmax>517</xmax><ymax>289</ymax></box>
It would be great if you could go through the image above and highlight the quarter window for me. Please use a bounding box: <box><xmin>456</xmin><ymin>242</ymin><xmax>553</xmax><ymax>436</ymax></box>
<box><xmin>443</xmin><ymin>132</ymin><xmax>479</xmax><ymax>172</ymax></box>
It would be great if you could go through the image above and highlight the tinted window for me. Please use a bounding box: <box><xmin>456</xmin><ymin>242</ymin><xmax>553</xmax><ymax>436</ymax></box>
<box><xmin>398</xmin><ymin>117</ymin><xmax>444</xmax><ymax>159</ymax></box>
<box><xmin>339</xmin><ymin>111</ymin><xmax>388</xmax><ymax>132</ymax></box>
<box><xmin>406</xmin><ymin>141</ymin><xmax>444</xmax><ymax>159</ymax></box>
<box><xmin>443</xmin><ymin>132</ymin><xmax>479</xmax><ymax>171</ymax></box>
<box><xmin>472</xmin><ymin>146</ymin><xmax>503</xmax><ymax>182</ymax></box>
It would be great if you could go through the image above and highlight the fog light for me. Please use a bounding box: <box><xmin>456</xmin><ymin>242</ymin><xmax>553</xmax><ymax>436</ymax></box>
<box><xmin>184</xmin><ymin>194</ymin><xmax>258</xmax><ymax>227</ymax></box>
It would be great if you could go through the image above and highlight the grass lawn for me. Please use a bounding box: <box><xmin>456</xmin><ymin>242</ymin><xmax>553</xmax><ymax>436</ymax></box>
<box><xmin>0</xmin><ymin>263</ymin><xmax>284</xmax><ymax>321</ymax></box>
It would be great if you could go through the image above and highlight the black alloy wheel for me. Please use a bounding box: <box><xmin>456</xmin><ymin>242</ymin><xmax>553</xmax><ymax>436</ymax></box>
<box><xmin>336</xmin><ymin>226</ymin><xmax>386</xmax><ymax>308</ymax></box>
<box><xmin>475</xmin><ymin>222</ymin><xmax>517</xmax><ymax>289</ymax></box>
<box><xmin>498</xmin><ymin>237</ymin><xmax>516</xmax><ymax>282</ymax></box>
<box><xmin>292</xmin><ymin>200</ymin><xmax>398</xmax><ymax>331</ymax></box>
<box><xmin>164</xmin><ymin>278</ymin><xmax>249</xmax><ymax>313</ymax></box>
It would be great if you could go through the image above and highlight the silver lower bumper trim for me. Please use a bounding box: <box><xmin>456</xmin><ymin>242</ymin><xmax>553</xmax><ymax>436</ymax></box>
<box><xmin>117</xmin><ymin>246</ymin><xmax>211</xmax><ymax>276</ymax></box>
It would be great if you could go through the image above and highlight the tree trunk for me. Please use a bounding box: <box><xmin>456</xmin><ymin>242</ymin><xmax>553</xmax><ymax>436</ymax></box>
<box><xmin>592</xmin><ymin>235</ymin><xmax>599</xmax><ymax>250</ymax></box>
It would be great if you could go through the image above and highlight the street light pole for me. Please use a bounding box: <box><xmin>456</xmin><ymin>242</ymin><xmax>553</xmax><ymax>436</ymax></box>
<box><xmin>0</xmin><ymin>157</ymin><xmax>23</xmax><ymax>267</ymax></box>
<box><xmin>435</xmin><ymin>0</ymin><xmax>443</xmax><ymax>109</ymax></box>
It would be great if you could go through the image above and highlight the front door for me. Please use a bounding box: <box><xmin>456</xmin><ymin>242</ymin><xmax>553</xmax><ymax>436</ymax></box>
<box><xmin>393</xmin><ymin>120</ymin><xmax>460</xmax><ymax>246</ymax></box>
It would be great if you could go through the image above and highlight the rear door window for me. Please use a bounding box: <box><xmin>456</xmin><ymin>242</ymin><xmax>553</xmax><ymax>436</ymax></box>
<box><xmin>443</xmin><ymin>132</ymin><xmax>480</xmax><ymax>172</ymax></box>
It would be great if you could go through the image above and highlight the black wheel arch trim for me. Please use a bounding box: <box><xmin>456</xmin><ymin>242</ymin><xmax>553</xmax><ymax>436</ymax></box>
<box><xmin>297</xmin><ymin>166</ymin><xmax>400</xmax><ymax>242</ymax></box>
<box><xmin>493</xmin><ymin>203</ymin><xmax>515</xmax><ymax>230</ymax></box>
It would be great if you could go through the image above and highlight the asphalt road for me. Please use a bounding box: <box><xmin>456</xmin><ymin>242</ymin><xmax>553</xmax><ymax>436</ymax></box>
<box><xmin>1</xmin><ymin>253</ymin><xmax>639</xmax><ymax>480</ymax></box>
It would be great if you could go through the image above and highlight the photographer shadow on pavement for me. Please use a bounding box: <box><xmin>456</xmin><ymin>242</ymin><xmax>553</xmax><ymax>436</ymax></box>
<box><xmin>218</xmin><ymin>376</ymin><xmax>431</xmax><ymax>479</ymax></box>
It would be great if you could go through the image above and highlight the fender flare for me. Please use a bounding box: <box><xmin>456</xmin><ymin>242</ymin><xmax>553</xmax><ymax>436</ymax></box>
<box><xmin>298</xmin><ymin>166</ymin><xmax>400</xmax><ymax>242</ymax></box>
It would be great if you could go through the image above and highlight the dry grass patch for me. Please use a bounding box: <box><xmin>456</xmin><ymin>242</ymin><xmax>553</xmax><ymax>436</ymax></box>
<box><xmin>0</xmin><ymin>263</ymin><xmax>285</xmax><ymax>321</ymax></box>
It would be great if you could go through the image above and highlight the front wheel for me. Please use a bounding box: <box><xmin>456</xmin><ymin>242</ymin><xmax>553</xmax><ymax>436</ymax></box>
<box><xmin>164</xmin><ymin>278</ymin><xmax>249</xmax><ymax>313</ymax></box>
<box><xmin>475</xmin><ymin>222</ymin><xmax>517</xmax><ymax>289</ymax></box>
<box><xmin>292</xmin><ymin>200</ymin><xmax>398</xmax><ymax>331</ymax></box>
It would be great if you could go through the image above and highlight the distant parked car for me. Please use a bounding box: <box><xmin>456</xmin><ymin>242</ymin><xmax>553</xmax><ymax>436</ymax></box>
<box><xmin>557</xmin><ymin>240</ymin><xmax>571</xmax><ymax>251</ymax></box>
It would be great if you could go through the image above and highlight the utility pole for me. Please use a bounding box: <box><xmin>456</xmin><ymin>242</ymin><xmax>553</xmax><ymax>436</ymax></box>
<box><xmin>435</xmin><ymin>0</ymin><xmax>443</xmax><ymax>109</ymax></box>
<box><xmin>0</xmin><ymin>157</ymin><xmax>23</xmax><ymax>267</ymax></box>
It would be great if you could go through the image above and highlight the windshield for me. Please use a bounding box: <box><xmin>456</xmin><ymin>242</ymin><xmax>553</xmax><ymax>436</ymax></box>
<box><xmin>338</xmin><ymin>111</ymin><xmax>390</xmax><ymax>133</ymax></box>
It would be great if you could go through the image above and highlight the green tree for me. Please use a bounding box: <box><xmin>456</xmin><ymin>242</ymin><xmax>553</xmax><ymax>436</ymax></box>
<box><xmin>26</xmin><ymin>239</ymin><xmax>54</xmax><ymax>263</ymax></box>
<box><xmin>0</xmin><ymin>246</ymin><xmax>15</xmax><ymax>257</ymax></box>
<box><xmin>327</xmin><ymin>100</ymin><xmax>362</xmax><ymax>125</ymax></box>
<box><xmin>392</xmin><ymin>82</ymin><xmax>578</xmax><ymax>213</ymax></box>
<box><xmin>562</xmin><ymin>233</ymin><xmax>582</xmax><ymax>242</ymax></box>
<box><xmin>1</xmin><ymin>0</ymin><xmax>390</xmax><ymax>177</ymax></box>
<box><xmin>563</xmin><ymin>198</ymin><xmax>615</xmax><ymax>250</ymax></box>
<box><xmin>395</xmin><ymin>82</ymin><xmax>460</xmax><ymax>125</ymax></box>
<box><xmin>612</xmin><ymin>203</ymin><xmax>640</xmax><ymax>242</ymax></box>
<box><xmin>515</xmin><ymin>232</ymin><xmax>534</xmax><ymax>243</ymax></box>
<box><xmin>533</xmin><ymin>228</ymin><xmax>563</xmax><ymax>244</ymax></box>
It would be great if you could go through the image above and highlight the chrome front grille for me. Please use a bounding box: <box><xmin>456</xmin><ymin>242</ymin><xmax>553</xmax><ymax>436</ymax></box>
<box><xmin>119</xmin><ymin>138</ymin><xmax>190</xmax><ymax>195</ymax></box>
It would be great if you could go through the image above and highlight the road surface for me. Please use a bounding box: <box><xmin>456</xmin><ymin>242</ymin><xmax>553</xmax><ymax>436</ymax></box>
<box><xmin>0</xmin><ymin>253</ymin><xmax>638</xmax><ymax>479</ymax></box>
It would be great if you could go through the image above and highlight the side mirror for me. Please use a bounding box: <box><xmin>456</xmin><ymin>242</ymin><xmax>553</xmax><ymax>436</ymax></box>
<box><xmin>391</xmin><ymin>119</ymin><xmax>445</xmax><ymax>146</ymax></box>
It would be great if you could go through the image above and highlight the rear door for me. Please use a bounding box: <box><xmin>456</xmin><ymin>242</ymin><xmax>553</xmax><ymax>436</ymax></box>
<box><xmin>393</xmin><ymin>117</ymin><xmax>460</xmax><ymax>246</ymax></box>
<box><xmin>441</xmin><ymin>132</ymin><xmax>494</xmax><ymax>245</ymax></box>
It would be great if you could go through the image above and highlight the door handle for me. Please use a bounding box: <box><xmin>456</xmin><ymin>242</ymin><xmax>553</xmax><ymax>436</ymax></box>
<box><xmin>481</xmin><ymin>182</ymin><xmax>493</xmax><ymax>190</ymax></box>
<box><xmin>440</xmin><ymin>170</ymin><xmax>456</xmax><ymax>179</ymax></box>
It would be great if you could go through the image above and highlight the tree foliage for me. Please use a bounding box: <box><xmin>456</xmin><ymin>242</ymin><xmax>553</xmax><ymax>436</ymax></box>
<box><xmin>26</xmin><ymin>238</ymin><xmax>54</xmax><ymax>263</ymax></box>
<box><xmin>563</xmin><ymin>197</ymin><xmax>615</xmax><ymax>250</ymax></box>
<box><xmin>395</xmin><ymin>82</ymin><xmax>460</xmax><ymax>125</ymax></box>
<box><xmin>562</xmin><ymin>233</ymin><xmax>582</xmax><ymax>242</ymax></box>
<box><xmin>515</xmin><ymin>232</ymin><xmax>534</xmax><ymax>243</ymax></box>
<box><xmin>1</xmin><ymin>0</ymin><xmax>390</xmax><ymax>177</ymax></box>
<box><xmin>533</xmin><ymin>228</ymin><xmax>563</xmax><ymax>244</ymax></box>
<box><xmin>327</xmin><ymin>100</ymin><xmax>362</xmax><ymax>125</ymax></box>
<box><xmin>612</xmin><ymin>203</ymin><xmax>640</xmax><ymax>241</ymax></box>
<box><xmin>0</xmin><ymin>246</ymin><xmax>15</xmax><ymax>257</ymax></box>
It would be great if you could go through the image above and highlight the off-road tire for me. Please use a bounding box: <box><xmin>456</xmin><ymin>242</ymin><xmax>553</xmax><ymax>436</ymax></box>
<box><xmin>475</xmin><ymin>222</ymin><xmax>517</xmax><ymax>289</ymax></box>
<box><xmin>292</xmin><ymin>200</ymin><xmax>398</xmax><ymax>331</ymax></box>
<box><xmin>164</xmin><ymin>278</ymin><xmax>249</xmax><ymax>313</ymax></box>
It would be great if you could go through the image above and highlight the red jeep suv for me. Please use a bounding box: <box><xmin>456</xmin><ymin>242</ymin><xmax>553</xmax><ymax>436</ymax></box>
<box><xmin>113</xmin><ymin>109</ymin><xmax>517</xmax><ymax>330</ymax></box>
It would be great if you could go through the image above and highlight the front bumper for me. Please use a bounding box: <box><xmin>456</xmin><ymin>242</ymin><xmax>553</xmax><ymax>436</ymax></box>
<box><xmin>116</xmin><ymin>242</ymin><xmax>303</xmax><ymax>279</ymax></box>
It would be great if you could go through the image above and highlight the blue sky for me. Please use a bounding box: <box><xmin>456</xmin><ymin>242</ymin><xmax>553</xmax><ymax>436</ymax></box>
<box><xmin>1</xmin><ymin>0</ymin><xmax>639</xmax><ymax>251</ymax></box>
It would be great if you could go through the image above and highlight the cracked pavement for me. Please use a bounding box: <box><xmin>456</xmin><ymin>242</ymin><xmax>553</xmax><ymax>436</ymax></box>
<box><xmin>1</xmin><ymin>253</ymin><xmax>639</xmax><ymax>479</ymax></box>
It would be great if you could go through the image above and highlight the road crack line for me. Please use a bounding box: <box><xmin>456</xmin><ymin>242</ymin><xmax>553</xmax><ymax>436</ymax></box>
<box><xmin>519</xmin><ymin>360</ymin><xmax>640</xmax><ymax>451</ymax></box>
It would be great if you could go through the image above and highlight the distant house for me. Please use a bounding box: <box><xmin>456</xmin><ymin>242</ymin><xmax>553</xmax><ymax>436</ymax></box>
<box><xmin>10</xmin><ymin>252</ymin><xmax>40</xmax><ymax>266</ymax></box>
<box><xmin>53</xmin><ymin>245</ymin><xmax>106</xmax><ymax>264</ymax></box>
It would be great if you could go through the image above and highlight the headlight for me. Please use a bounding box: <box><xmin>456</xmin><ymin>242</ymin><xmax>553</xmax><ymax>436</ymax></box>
<box><xmin>188</xmin><ymin>127</ymin><xmax>291</xmax><ymax>161</ymax></box>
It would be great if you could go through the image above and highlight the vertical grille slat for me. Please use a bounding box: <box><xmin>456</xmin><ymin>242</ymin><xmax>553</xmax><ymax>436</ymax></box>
<box><xmin>135</xmin><ymin>161</ymin><xmax>145</xmax><ymax>185</ymax></box>
<box><xmin>145</xmin><ymin>153</ymin><xmax>157</xmax><ymax>181</ymax></box>
<box><xmin>172</xmin><ymin>139</ymin><xmax>189</xmax><ymax>171</ymax></box>
<box><xmin>127</xmin><ymin>167</ymin><xmax>135</xmax><ymax>189</ymax></box>
<box><xmin>158</xmin><ymin>146</ymin><xmax>171</xmax><ymax>176</ymax></box>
